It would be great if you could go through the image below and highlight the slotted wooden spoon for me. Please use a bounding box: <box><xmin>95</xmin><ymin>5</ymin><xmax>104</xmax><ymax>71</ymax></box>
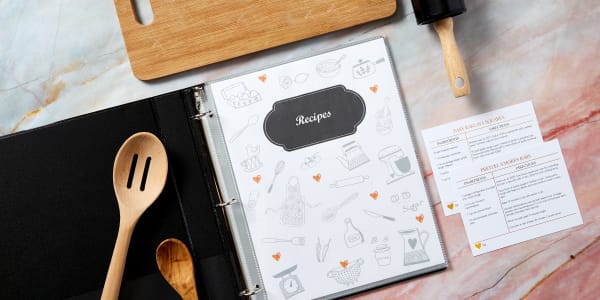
<box><xmin>101</xmin><ymin>132</ymin><xmax>169</xmax><ymax>300</ymax></box>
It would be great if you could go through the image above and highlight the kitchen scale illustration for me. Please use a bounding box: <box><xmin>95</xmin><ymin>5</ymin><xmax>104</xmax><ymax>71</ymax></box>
<box><xmin>273</xmin><ymin>264</ymin><xmax>305</xmax><ymax>299</ymax></box>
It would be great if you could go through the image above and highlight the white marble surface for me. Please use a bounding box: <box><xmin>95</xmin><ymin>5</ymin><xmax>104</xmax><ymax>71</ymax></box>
<box><xmin>2</xmin><ymin>0</ymin><xmax>600</xmax><ymax>299</ymax></box>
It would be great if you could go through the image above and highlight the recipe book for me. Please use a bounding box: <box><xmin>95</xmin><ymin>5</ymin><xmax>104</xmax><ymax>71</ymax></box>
<box><xmin>0</xmin><ymin>38</ymin><xmax>446</xmax><ymax>300</ymax></box>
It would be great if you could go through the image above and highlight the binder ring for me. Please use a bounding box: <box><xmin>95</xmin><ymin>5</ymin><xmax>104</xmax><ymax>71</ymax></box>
<box><xmin>216</xmin><ymin>198</ymin><xmax>239</xmax><ymax>207</ymax></box>
<box><xmin>239</xmin><ymin>286</ymin><xmax>262</xmax><ymax>297</ymax></box>
<box><xmin>192</xmin><ymin>110</ymin><xmax>213</xmax><ymax>120</ymax></box>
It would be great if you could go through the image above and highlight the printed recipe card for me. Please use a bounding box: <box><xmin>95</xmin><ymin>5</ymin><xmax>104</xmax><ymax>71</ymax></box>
<box><xmin>450</xmin><ymin>140</ymin><xmax>583</xmax><ymax>255</ymax></box>
<box><xmin>422</xmin><ymin>102</ymin><xmax>543</xmax><ymax>215</ymax></box>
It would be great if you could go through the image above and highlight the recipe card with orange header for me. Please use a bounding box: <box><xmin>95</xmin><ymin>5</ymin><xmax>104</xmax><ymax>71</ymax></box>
<box><xmin>422</xmin><ymin>102</ymin><xmax>543</xmax><ymax>216</ymax></box>
<box><xmin>450</xmin><ymin>140</ymin><xmax>582</xmax><ymax>255</ymax></box>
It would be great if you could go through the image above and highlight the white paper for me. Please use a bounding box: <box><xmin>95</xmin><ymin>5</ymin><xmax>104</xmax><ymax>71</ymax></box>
<box><xmin>450</xmin><ymin>140</ymin><xmax>583</xmax><ymax>256</ymax></box>
<box><xmin>207</xmin><ymin>38</ymin><xmax>446</xmax><ymax>299</ymax></box>
<box><xmin>422</xmin><ymin>102</ymin><xmax>543</xmax><ymax>215</ymax></box>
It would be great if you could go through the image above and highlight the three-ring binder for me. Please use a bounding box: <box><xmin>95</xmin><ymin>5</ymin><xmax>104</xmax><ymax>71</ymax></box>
<box><xmin>192</xmin><ymin>85</ymin><xmax>213</xmax><ymax>119</ymax></box>
<box><xmin>191</xmin><ymin>111</ymin><xmax>213</xmax><ymax>120</ymax></box>
<box><xmin>239</xmin><ymin>285</ymin><xmax>262</xmax><ymax>297</ymax></box>
<box><xmin>215</xmin><ymin>198</ymin><xmax>239</xmax><ymax>207</ymax></box>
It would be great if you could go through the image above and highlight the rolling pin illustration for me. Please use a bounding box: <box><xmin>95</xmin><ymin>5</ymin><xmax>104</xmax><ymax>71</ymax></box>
<box><xmin>411</xmin><ymin>0</ymin><xmax>470</xmax><ymax>97</ymax></box>
<box><xmin>329</xmin><ymin>175</ymin><xmax>369</xmax><ymax>188</ymax></box>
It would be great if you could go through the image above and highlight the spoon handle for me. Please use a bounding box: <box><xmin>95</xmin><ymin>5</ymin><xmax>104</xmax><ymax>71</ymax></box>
<box><xmin>101</xmin><ymin>223</ymin><xmax>134</xmax><ymax>300</ymax></box>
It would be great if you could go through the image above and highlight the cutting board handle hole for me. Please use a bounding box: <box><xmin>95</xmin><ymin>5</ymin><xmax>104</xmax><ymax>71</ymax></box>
<box><xmin>131</xmin><ymin>0</ymin><xmax>154</xmax><ymax>25</ymax></box>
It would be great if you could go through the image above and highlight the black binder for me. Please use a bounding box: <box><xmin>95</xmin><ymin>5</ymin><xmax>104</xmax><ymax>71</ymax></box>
<box><xmin>0</xmin><ymin>88</ymin><xmax>242</xmax><ymax>299</ymax></box>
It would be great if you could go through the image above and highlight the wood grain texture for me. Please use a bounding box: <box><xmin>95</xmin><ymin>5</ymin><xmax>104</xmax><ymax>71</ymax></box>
<box><xmin>433</xmin><ymin>17</ymin><xmax>470</xmax><ymax>97</ymax></box>
<box><xmin>102</xmin><ymin>132</ymin><xmax>169</xmax><ymax>300</ymax></box>
<box><xmin>156</xmin><ymin>239</ymin><xmax>199</xmax><ymax>300</ymax></box>
<box><xmin>114</xmin><ymin>0</ymin><xmax>397</xmax><ymax>80</ymax></box>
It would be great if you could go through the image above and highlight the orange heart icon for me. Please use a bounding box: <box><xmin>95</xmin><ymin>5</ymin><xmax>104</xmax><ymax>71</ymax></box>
<box><xmin>272</xmin><ymin>252</ymin><xmax>281</xmax><ymax>261</ymax></box>
<box><xmin>259</xmin><ymin>74</ymin><xmax>267</xmax><ymax>82</ymax></box>
<box><xmin>313</xmin><ymin>173</ymin><xmax>321</xmax><ymax>182</ymax></box>
<box><xmin>370</xmin><ymin>191</ymin><xmax>379</xmax><ymax>200</ymax></box>
<box><xmin>447</xmin><ymin>203</ymin><xmax>455</xmax><ymax>210</ymax></box>
<box><xmin>416</xmin><ymin>214</ymin><xmax>424</xmax><ymax>223</ymax></box>
<box><xmin>475</xmin><ymin>242</ymin><xmax>482</xmax><ymax>249</ymax></box>
<box><xmin>369</xmin><ymin>84</ymin><xmax>378</xmax><ymax>93</ymax></box>
<box><xmin>340</xmin><ymin>260</ymin><xmax>349</xmax><ymax>269</ymax></box>
<box><xmin>252</xmin><ymin>175</ymin><xmax>262</xmax><ymax>183</ymax></box>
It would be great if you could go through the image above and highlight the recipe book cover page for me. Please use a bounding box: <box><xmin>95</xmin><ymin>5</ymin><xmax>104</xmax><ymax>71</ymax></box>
<box><xmin>204</xmin><ymin>38</ymin><xmax>447</xmax><ymax>299</ymax></box>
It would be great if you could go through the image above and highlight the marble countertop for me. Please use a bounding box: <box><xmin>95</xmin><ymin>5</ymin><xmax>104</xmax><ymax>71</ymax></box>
<box><xmin>2</xmin><ymin>0</ymin><xmax>599</xmax><ymax>298</ymax></box>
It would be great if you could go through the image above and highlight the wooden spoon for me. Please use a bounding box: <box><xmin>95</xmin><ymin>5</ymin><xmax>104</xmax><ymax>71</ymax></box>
<box><xmin>156</xmin><ymin>238</ymin><xmax>199</xmax><ymax>300</ymax></box>
<box><xmin>101</xmin><ymin>132</ymin><xmax>169</xmax><ymax>300</ymax></box>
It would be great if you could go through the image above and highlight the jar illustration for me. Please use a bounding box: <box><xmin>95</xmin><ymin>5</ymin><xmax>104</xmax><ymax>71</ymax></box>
<box><xmin>373</xmin><ymin>244</ymin><xmax>391</xmax><ymax>266</ymax></box>
<box><xmin>344</xmin><ymin>218</ymin><xmax>364</xmax><ymax>248</ymax></box>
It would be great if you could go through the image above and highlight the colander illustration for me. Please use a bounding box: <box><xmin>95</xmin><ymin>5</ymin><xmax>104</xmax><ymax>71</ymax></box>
<box><xmin>326</xmin><ymin>258</ymin><xmax>364</xmax><ymax>285</ymax></box>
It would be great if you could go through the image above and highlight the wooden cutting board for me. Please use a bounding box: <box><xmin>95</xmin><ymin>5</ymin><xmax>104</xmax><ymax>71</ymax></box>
<box><xmin>115</xmin><ymin>0</ymin><xmax>397</xmax><ymax>80</ymax></box>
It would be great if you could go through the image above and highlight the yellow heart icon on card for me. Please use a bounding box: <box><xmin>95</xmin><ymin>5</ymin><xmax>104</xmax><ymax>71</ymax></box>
<box><xmin>475</xmin><ymin>242</ymin><xmax>482</xmax><ymax>249</ymax></box>
<box><xmin>447</xmin><ymin>203</ymin><xmax>454</xmax><ymax>210</ymax></box>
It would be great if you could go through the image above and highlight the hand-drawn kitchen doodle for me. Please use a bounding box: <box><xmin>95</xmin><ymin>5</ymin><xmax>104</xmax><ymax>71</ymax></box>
<box><xmin>329</xmin><ymin>175</ymin><xmax>369</xmax><ymax>188</ymax></box>
<box><xmin>375</xmin><ymin>102</ymin><xmax>393</xmax><ymax>135</ymax></box>
<box><xmin>279</xmin><ymin>73</ymin><xmax>310</xmax><ymax>89</ymax></box>
<box><xmin>294</xmin><ymin>73</ymin><xmax>309</xmax><ymax>83</ymax></box>
<box><xmin>316</xmin><ymin>54</ymin><xmax>345</xmax><ymax>78</ymax></box>
<box><xmin>273</xmin><ymin>264</ymin><xmax>305</xmax><ymax>299</ymax></box>
<box><xmin>262</xmin><ymin>236</ymin><xmax>306</xmax><ymax>246</ymax></box>
<box><xmin>301</xmin><ymin>152</ymin><xmax>321</xmax><ymax>169</ymax></box>
<box><xmin>363</xmin><ymin>209</ymin><xmax>395</xmax><ymax>222</ymax></box>
<box><xmin>352</xmin><ymin>57</ymin><xmax>385</xmax><ymax>79</ymax></box>
<box><xmin>221</xmin><ymin>82</ymin><xmax>262</xmax><ymax>109</ymax></box>
<box><xmin>399</xmin><ymin>229</ymin><xmax>430</xmax><ymax>266</ymax></box>
<box><xmin>389</xmin><ymin>191</ymin><xmax>423</xmax><ymax>212</ymax></box>
<box><xmin>229</xmin><ymin>114</ymin><xmax>259</xmax><ymax>143</ymax></box>
<box><xmin>316</xmin><ymin>237</ymin><xmax>332</xmax><ymax>263</ymax></box>
<box><xmin>378</xmin><ymin>145</ymin><xmax>414</xmax><ymax>184</ymax></box>
<box><xmin>370</xmin><ymin>236</ymin><xmax>389</xmax><ymax>244</ymax></box>
<box><xmin>402</xmin><ymin>199</ymin><xmax>424</xmax><ymax>213</ymax></box>
<box><xmin>247</xmin><ymin>191</ymin><xmax>259</xmax><ymax>208</ymax></box>
<box><xmin>344</xmin><ymin>218</ymin><xmax>364</xmax><ymax>248</ymax></box>
<box><xmin>327</xmin><ymin>258</ymin><xmax>364</xmax><ymax>286</ymax></box>
<box><xmin>240</xmin><ymin>144</ymin><xmax>263</xmax><ymax>172</ymax></box>
<box><xmin>337</xmin><ymin>141</ymin><xmax>370</xmax><ymax>171</ymax></box>
<box><xmin>244</xmin><ymin>191</ymin><xmax>260</xmax><ymax>222</ymax></box>
<box><xmin>279</xmin><ymin>76</ymin><xmax>293</xmax><ymax>89</ymax></box>
<box><xmin>373</xmin><ymin>243</ymin><xmax>392</xmax><ymax>266</ymax></box>
<box><xmin>322</xmin><ymin>193</ymin><xmax>359</xmax><ymax>223</ymax></box>
<box><xmin>280</xmin><ymin>177</ymin><xmax>305</xmax><ymax>227</ymax></box>
<box><xmin>267</xmin><ymin>160</ymin><xmax>285</xmax><ymax>193</ymax></box>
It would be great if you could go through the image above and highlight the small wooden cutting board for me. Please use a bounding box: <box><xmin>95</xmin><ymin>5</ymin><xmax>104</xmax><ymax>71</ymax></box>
<box><xmin>114</xmin><ymin>0</ymin><xmax>396</xmax><ymax>80</ymax></box>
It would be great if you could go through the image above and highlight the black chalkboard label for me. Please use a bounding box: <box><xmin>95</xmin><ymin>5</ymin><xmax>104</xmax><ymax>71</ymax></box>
<box><xmin>263</xmin><ymin>85</ymin><xmax>365</xmax><ymax>151</ymax></box>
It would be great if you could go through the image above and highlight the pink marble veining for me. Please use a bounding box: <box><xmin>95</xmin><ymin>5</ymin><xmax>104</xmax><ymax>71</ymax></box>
<box><xmin>351</xmin><ymin>1</ymin><xmax>600</xmax><ymax>299</ymax></box>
